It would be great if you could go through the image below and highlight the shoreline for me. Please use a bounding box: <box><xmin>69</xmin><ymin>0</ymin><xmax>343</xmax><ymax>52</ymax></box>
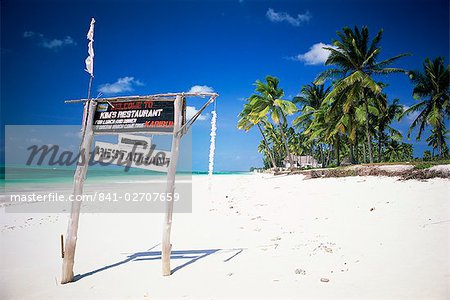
<box><xmin>298</xmin><ymin>163</ymin><xmax>450</xmax><ymax>180</ymax></box>
<box><xmin>269</xmin><ymin>163</ymin><xmax>450</xmax><ymax>180</ymax></box>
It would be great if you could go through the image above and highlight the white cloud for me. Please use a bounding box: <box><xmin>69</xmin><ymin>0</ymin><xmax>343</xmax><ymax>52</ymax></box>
<box><xmin>402</xmin><ymin>105</ymin><xmax>420</xmax><ymax>122</ymax></box>
<box><xmin>266</xmin><ymin>8</ymin><xmax>311</xmax><ymax>26</ymax></box>
<box><xmin>98</xmin><ymin>77</ymin><xmax>144</xmax><ymax>95</ymax></box>
<box><xmin>186</xmin><ymin>106</ymin><xmax>208</xmax><ymax>121</ymax></box>
<box><xmin>184</xmin><ymin>85</ymin><xmax>214</xmax><ymax>121</ymax></box>
<box><xmin>23</xmin><ymin>31</ymin><xmax>40</xmax><ymax>38</ymax></box>
<box><xmin>188</xmin><ymin>85</ymin><xmax>214</xmax><ymax>94</ymax></box>
<box><xmin>293</xmin><ymin>42</ymin><xmax>336</xmax><ymax>65</ymax></box>
<box><xmin>41</xmin><ymin>36</ymin><xmax>76</xmax><ymax>49</ymax></box>
<box><xmin>23</xmin><ymin>31</ymin><xmax>77</xmax><ymax>49</ymax></box>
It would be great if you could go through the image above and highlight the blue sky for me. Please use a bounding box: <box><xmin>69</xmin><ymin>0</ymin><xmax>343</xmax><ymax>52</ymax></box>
<box><xmin>1</xmin><ymin>0</ymin><xmax>448</xmax><ymax>171</ymax></box>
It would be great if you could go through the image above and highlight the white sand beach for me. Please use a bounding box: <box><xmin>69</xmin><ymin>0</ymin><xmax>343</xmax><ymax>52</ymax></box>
<box><xmin>1</xmin><ymin>174</ymin><xmax>449</xmax><ymax>299</ymax></box>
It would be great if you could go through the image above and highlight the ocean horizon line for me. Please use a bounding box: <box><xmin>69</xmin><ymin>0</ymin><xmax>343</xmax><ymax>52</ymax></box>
<box><xmin>0</xmin><ymin>164</ymin><xmax>252</xmax><ymax>185</ymax></box>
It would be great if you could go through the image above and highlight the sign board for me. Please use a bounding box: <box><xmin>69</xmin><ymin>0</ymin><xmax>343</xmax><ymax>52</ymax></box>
<box><xmin>93</xmin><ymin>100</ymin><xmax>177</xmax><ymax>134</ymax></box>
<box><xmin>93</xmin><ymin>134</ymin><xmax>170</xmax><ymax>172</ymax></box>
<box><xmin>62</xmin><ymin>92</ymin><xmax>217</xmax><ymax>282</ymax></box>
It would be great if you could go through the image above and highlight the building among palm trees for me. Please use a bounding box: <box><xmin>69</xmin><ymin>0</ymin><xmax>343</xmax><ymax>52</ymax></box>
<box><xmin>283</xmin><ymin>154</ymin><xmax>320</xmax><ymax>168</ymax></box>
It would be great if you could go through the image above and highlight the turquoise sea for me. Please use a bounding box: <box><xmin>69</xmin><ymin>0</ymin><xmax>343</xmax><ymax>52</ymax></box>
<box><xmin>0</xmin><ymin>164</ymin><xmax>250</xmax><ymax>188</ymax></box>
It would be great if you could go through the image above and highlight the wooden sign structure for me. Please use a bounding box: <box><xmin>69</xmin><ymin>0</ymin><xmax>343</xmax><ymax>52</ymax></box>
<box><xmin>61</xmin><ymin>92</ymin><xmax>217</xmax><ymax>283</ymax></box>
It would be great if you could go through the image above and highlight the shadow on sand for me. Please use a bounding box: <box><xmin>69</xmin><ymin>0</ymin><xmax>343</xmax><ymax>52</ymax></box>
<box><xmin>73</xmin><ymin>245</ymin><xmax>243</xmax><ymax>282</ymax></box>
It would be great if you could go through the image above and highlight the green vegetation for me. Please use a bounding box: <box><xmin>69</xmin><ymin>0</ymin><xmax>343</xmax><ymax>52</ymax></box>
<box><xmin>400</xmin><ymin>57</ymin><xmax>450</xmax><ymax>158</ymax></box>
<box><xmin>238</xmin><ymin>25</ymin><xmax>449</xmax><ymax>169</ymax></box>
<box><xmin>412</xmin><ymin>159</ymin><xmax>450</xmax><ymax>169</ymax></box>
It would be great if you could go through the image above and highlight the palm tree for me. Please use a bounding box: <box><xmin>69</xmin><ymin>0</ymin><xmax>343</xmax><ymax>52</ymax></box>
<box><xmin>376</xmin><ymin>98</ymin><xmax>403</xmax><ymax>162</ymax></box>
<box><xmin>426</xmin><ymin>127</ymin><xmax>449</xmax><ymax>158</ymax></box>
<box><xmin>257</xmin><ymin>140</ymin><xmax>273</xmax><ymax>169</ymax></box>
<box><xmin>423</xmin><ymin>150</ymin><xmax>432</xmax><ymax>161</ymax></box>
<box><xmin>317</xmin><ymin>25</ymin><xmax>409</xmax><ymax>163</ymax></box>
<box><xmin>264</xmin><ymin>121</ymin><xmax>287</xmax><ymax>166</ymax></box>
<box><xmin>293</xmin><ymin>83</ymin><xmax>331</xmax><ymax>166</ymax></box>
<box><xmin>303</xmin><ymin>99</ymin><xmax>347</xmax><ymax>166</ymax></box>
<box><xmin>384</xmin><ymin>140</ymin><xmax>413</xmax><ymax>162</ymax></box>
<box><xmin>237</xmin><ymin>103</ymin><xmax>277</xmax><ymax>169</ymax></box>
<box><xmin>400</xmin><ymin>57</ymin><xmax>450</xmax><ymax>158</ymax></box>
<box><xmin>247</xmin><ymin>76</ymin><xmax>298</xmax><ymax>167</ymax></box>
<box><xmin>317</xmin><ymin>85</ymin><xmax>359</xmax><ymax>163</ymax></box>
<box><xmin>293</xmin><ymin>83</ymin><xmax>331</xmax><ymax>129</ymax></box>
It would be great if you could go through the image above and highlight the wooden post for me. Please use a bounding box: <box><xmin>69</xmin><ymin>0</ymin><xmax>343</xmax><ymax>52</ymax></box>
<box><xmin>61</xmin><ymin>100</ymin><xmax>97</xmax><ymax>284</ymax></box>
<box><xmin>162</xmin><ymin>95</ymin><xmax>183</xmax><ymax>276</ymax></box>
<box><xmin>60</xmin><ymin>234</ymin><xmax>64</xmax><ymax>258</ymax></box>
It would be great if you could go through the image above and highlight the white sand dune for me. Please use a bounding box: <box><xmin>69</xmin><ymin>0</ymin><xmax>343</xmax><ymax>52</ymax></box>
<box><xmin>1</xmin><ymin>174</ymin><xmax>449</xmax><ymax>299</ymax></box>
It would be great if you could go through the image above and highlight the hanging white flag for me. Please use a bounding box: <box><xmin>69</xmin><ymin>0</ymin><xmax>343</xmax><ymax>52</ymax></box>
<box><xmin>85</xmin><ymin>18</ymin><xmax>95</xmax><ymax>77</ymax></box>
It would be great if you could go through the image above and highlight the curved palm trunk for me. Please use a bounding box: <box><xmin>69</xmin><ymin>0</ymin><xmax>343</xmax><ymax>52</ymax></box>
<box><xmin>364</xmin><ymin>100</ymin><xmax>374</xmax><ymax>163</ymax></box>
<box><xmin>349</xmin><ymin>122</ymin><xmax>356</xmax><ymax>164</ymax></box>
<box><xmin>319</xmin><ymin>143</ymin><xmax>324</xmax><ymax>167</ymax></box>
<box><xmin>298</xmin><ymin>140</ymin><xmax>302</xmax><ymax>158</ymax></box>
<box><xmin>257</xmin><ymin>123</ymin><xmax>277</xmax><ymax>169</ymax></box>
<box><xmin>349</xmin><ymin>143</ymin><xmax>355</xmax><ymax>163</ymax></box>
<box><xmin>326</xmin><ymin>145</ymin><xmax>332</xmax><ymax>166</ymax></box>
<box><xmin>378</xmin><ymin>129</ymin><xmax>384</xmax><ymax>162</ymax></box>
<box><xmin>362</xmin><ymin>142</ymin><xmax>366</xmax><ymax>163</ymax></box>
<box><xmin>335</xmin><ymin>134</ymin><xmax>341</xmax><ymax>166</ymax></box>
<box><xmin>437</xmin><ymin>123</ymin><xmax>443</xmax><ymax>159</ymax></box>
<box><xmin>279</xmin><ymin>122</ymin><xmax>293</xmax><ymax>168</ymax></box>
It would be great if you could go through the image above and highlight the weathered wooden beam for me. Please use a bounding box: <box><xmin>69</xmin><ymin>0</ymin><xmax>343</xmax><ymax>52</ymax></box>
<box><xmin>60</xmin><ymin>234</ymin><xmax>64</xmax><ymax>258</ymax></box>
<box><xmin>64</xmin><ymin>92</ymin><xmax>219</xmax><ymax>104</ymax></box>
<box><xmin>161</xmin><ymin>95</ymin><xmax>183</xmax><ymax>276</ymax></box>
<box><xmin>61</xmin><ymin>100</ymin><xmax>97</xmax><ymax>284</ymax></box>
